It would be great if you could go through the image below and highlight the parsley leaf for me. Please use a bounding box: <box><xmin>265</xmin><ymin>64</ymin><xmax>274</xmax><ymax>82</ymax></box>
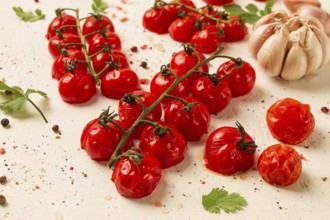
<box><xmin>223</xmin><ymin>0</ymin><xmax>273</xmax><ymax>24</ymax></box>
<box><xmin>202</xmin><ymin>188</ymin><xmax>247</xmax><ymax>214</ymax></box>
<box><xmin>0</xmin><ymin>81</ymin><xmax>48</xmax><ymax>123</ymax></box>
<box><xmin>13</xmin><ymin>7</ymin><xmax>45</xmax><ymax>22</ymax></box>
<box><xmin>92</xmin><ymin>0</ymin><xmax>109</xmax><ymax>14</ymax></box>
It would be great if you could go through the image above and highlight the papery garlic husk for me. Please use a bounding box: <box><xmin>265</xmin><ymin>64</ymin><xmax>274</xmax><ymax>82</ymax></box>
<box><xmin>253</xmin><ymin>11</ymin><xmax>288</xmax><ymax>30</ymax></box>
<box><xmin>283</xmin><ymin>0</ymin><xmax>321</xmax><ymax>13</ymax></box>
<box><xmin>304</xmin><ymin>26</ymin><xmax>323</xmax><ymax>74</ymax></box>
<box><xmin>257</xmin><ymin>25</ymin><xmax>289</xmax><ymax>77</ymax></box>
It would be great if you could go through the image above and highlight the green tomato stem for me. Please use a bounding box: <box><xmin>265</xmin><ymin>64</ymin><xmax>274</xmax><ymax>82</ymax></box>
<box><xmin>27</xmin><ymin>98</ymin><xmax>48</xmax><ymax>123</ymax></box>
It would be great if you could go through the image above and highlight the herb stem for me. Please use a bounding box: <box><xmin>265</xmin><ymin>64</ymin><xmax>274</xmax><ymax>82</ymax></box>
<box><xmin>27</xmin><ymin>98</ymin><xmax>48</xmax><ymax>123</ymax></box>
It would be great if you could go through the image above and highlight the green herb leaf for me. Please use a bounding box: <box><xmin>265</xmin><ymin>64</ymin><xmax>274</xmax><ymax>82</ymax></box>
<box><xmin>13</xmin><ymin>7</ymin><xmax>45</xmax><ymax>22</ymax></box>
<box><xmin>0</xmin><ymin>81</ymin><xmax>48</xmax><ymax>123</ymax></box>
<box><xmin>92</xmin><ymin>0</ymin><xmax>109</xmax><ymax>14</ymax></box>
<box><xmin>223</xmin><ymin>0</ymin><xmax>273</xmax><ymax>24</ymax></box>
<box><xmin>202</xmin><ymin>188</ymin><xmax>247</xmax><ymax>214</ymax></box>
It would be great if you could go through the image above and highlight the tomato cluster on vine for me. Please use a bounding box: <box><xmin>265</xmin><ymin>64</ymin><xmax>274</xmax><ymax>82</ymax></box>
<box><xmin>46</xmin><ymin>9</ymin><xmax>141</xmax><ymax>104</ymax></box>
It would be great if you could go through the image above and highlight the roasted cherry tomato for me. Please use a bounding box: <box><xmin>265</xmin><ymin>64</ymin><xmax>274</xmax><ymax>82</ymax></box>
<box><xmin>51</xmin><ymin>50</ymin><xmax>87</xmax><ymax>80</ymax></box>
<box><xmin>48</xmin><ymin>33</ymin><xmax>82</xmax><ymax>58</ymax></box>
<box><xmin>100</xmin><ymin>68</ymin><xmax>141</xmax><ymax>100</ymax></box>
<box><xmin>46</xmin><ymin>13</ymin><xmax>78</xmax><ymax>40</ymax></box>
<box><xmin>216</xmin><ymin>59</ymin><xmax>256</xmax><ymax>97</ymax></box>
<box><xmin>258</xmin><ymin>144</ymin><xmax>302</xmax><ymax>186</ymax></box>
<box><xmin>168</xmin><ymin>16</ymin><xmax>198</xmax><ymax>43</ymax></box>
<box><xmin>189</xmin><ymin>24</ymin><xmax>224</xmax><ymax>54</ymax></box>
<box><xmin>82</xmin><ymin>14</ymin><xmax>115</xmax><ymax>42</ymax></box>
<box><xmin>88</xmin><ymin>31</ymin><xmax>121</xmax><ymax>55</ymax></box>
<box><xmin>58</xmin><ymin>69</ymin><xmax>96</xmax><ymax>104</ymax></box>
<box><xmin>164</xmin><ymin>96</ymin><xmax>210</xmax><ymax>142</ymax></box>
<box><xmin>170</xmin><ymin>48</ymin><xmax>209</xmax><ymax>84</ymax></box>
<box><xmin>202</xmin><ymin>0</ymin><xmax>233</xmax><ymax>5</ymax></box>
<box><xmin>142</xmin><ymin>6</ymin><xmax>173</xmax><ymax>34</ymax></box>
<box><xmin>91</xmin><ymin>50</ymin><xmax>129</xmax><ymax>74</ymax></box>
<box><xmin>220</xmin><ymin>16</ymin><xmax>248</xmax><ymax>42</ymax></box>
<box><xmin>266</xmin><ymin>98</ymin><xmax>315</xmax><ymax>145</ymax></box>
<box><xmin>140</xmin><ymin>121</ymin><xmax>187</xmax><ymax>169</ymax></box>
<box><xmin>111</xmin><ymin>151</ymin><xmax>162</xmax><ymax>198</ymax></box>
<box><xmin>204</xmin><ymin>122</ymin><xmax>257</xmax><ymax>175</ymax></box>
<box><xmin>191</xmin><ymin>76</ymin><xmax>232</xmax><ymax>114</ymax></box>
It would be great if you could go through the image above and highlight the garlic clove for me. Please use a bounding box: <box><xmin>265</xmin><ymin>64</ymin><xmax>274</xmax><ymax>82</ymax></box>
<box><xmin>310</xmin><ymin>26</ymin><xmax>330</xmax><ymax>67</ymax></box>
<box><xmin>257</xmin><ymin>25</ymin><xmax>289</xmax><ymax>77</ymax></box>
<box><xmin>253</xmin><ymin>11</ymin><xmax>288</xmax><ymax>30</ymax></box>
<box><xmin>284</xmin><ymin>0</ymin><xmax>321</xmax><ymax>13</ymax></box>
<box><xmin>248</xmin><ymin>23</ymin><xmax>278</xmax><ymax>59</ymax></box>
<box><xmin>285</xmin><ymin>16</ymin><xmax>304</xmax><ymax>32</ymax></box>
<box><xmin>304</xmin><ymin>26</ymin><xmax>323</xmax><ymax>74</ymax></box>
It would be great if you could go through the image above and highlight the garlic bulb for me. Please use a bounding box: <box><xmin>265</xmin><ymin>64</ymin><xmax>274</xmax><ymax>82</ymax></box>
<box><xmin>249</xmin><ymin>11</ymin><xmax>330</xmax><ymax>81</ymax></box>
<box><xmin>283</xmin><ymin>0</ymin><xmax>321</xmax><ymax>13</ymax></box>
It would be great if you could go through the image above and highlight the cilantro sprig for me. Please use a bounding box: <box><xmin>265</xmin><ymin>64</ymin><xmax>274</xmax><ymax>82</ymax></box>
<box><xmin>12</xmin><ymin>7</ymin><xmax>45</xmax><ymax>22</ymax></box>
<box><xmin>0</xmin><ymin>81</ymin><xmax>48</xmax><ymax>123</ymax></box>
<box><xmin>202</xmin><ymin>188</ymin><xmax>247</xmax><ymax>214</ymax></box>
<box><xmin>92</xmin><ymin>0</ymin><xmax>109</xmax><ymax>14</ymax></box>
<box><xmin>223</xmin><ymin>0</ymin><xmax>274</xmax><ymax>24</ymax></box>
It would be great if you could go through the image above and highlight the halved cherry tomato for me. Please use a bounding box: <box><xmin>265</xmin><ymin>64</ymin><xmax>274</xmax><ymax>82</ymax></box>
<box><xmin>266</xmin><ymin>98</ymin><xmax>315</xmax><ymax>145</ymax></box>
<box><xmin>82</xmin><ymin>14</ymin><xmax>115</xmax><ymax>42</ymax></box>
<box><xmin>46</xmin><ymin>13</ymin><xmax>78</xmax><ymax>40</ymax></box>
<box><xmin>88</xmin><ymin>31</ymin><xmax>121</xmax><ymax>55</ymax></box>
<box><xmin>48</xmin><ymin>33</ymin><xmax>82</xmax><ymax>58</ymax></box>
<box><xmin>258</xmin><ymin>144</ymin><xmax>302</xmax><ymax>186</ymax></box>
<box><xmin>168</xmin><ymin>16</ymin><xmax>198</xmax><ymax>43</ymax></box>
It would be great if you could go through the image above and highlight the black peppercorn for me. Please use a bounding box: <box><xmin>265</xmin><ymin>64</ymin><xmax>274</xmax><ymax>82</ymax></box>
<box><xmin>1</xmin><ymin>118</ymin><xmax>9</xmax><ymax>127</ymax></box>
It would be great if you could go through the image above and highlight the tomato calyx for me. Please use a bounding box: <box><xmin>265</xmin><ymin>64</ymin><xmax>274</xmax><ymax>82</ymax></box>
<box><xmin>98</xmin><ymin>107</ymin><xmax>126</xmax><ymax>133</ymax></box>
<box><xmin>207</xmin><ymin>73</ymin><xmax>229</xmax><ymax>86</ymax></box>
<box><xmin>235</xmin><ymin>121</ymin><xmax>258</xmax><ymax>153</ymax></box>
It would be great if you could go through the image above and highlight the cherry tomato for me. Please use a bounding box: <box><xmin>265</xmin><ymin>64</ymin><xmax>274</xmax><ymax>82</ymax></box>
<box><xmin>46</xmin><ymin>13</ymin><xmax>78</xmax><ymax>40</ymax></box>
<box><xmin>198</xmin><ymin>6</ymin><xmax>226</xmax><ymax>25</ymax></box>
<box><xmin>58</xmin><ymin>69</ymin><xmax>96</xmax><ymax>104</ymax></box>
<box><xmin>164</xmin><ymin>96</ymin><xmax>210</xmax><ymax>142</ymax></box>
<box><xmin>204</xmin><ymin>122</ymin><xmax>257</xmax><ymax>175</ymax></box>
<box><xmin>266</xmin><ymin>98</ymin><xmax>315</xmax><ymax>145</ymax></box>
<box><xmin>258</xmin><ymin>144</ymin><xmax>302</xmax><ymax>186</ymax></box>
<box><xmin>170</xmin><ymin>49</ymin><xmax>209</xmax><ymax>84</ymax></box>
<box><xmin>91</xmin><ymin>50</ymin><xmax>129</xmax><ymax>74</ymax></box>
<box><xmin>168</xmin><ymin>16</ymin><xmax>198</xmax><ymax>43</ymax></box>
<box><xmin>48</xmin><ymin>33</ymin><xmax>82</xmax><ymax>58</ymax></box>
<box><xmin>216</xmin><ymin>59</ymin><xmax>256</xmax><ymax>97</ymax></box>
<box><xmin>142</xmin><ymin>6</ymin><xmax>173</xmax><ymax>34</ymax></box>
<box><xmin>150</xmin><ymin>69</ymin><xmax>191</xmax><ymax>106</ymax></box>
<box><xmin>166</xmin><ymin>0</ymin><xmax>197</xmax><ymax>20</ymax></box>
<box><xmin>191</xmin><ymin>76</ymin><xmax>232</xmax><ymax>114</ymax></box>
<box><xmin>202</xmin><ymin>0</ymin><xmax>233</xmax><ymax>5</ymax></box>
<box><xmin>88</xmin><ymin>31</ymin><xmax>121</xmax><ymax>55</ymax></box>
<box><xmin>220</xmin><ymin>16</ymin><xmax>248</xmax><ymax>42</ymax></box>
<box><xmin>100</xmin><ymin>68</ymin><xmax>141</xmax><ymax>100</ymax></box>
<box><xmin>111</xmin><ymin>151</ymin><xmax>162</xmax><ymax>198</ymax></box>
<box><xmin>189</xmin><ymin>24</ymin><xmax>223</xmax><ymax>54</ymax></box>
<box><xmin>140</xmin><ymin>121</ymin><xmax>187</xmax><ymax>169</ymax></box>
<box><xmin>51</xmin><ymin>50</ymin><xmax>87</xmax><ymax>80</ymax></box>
<box><xmin>82</xmin><ymin>14</ymin><xmax>115</xmax><ymax>42</ymax></box>
<box><xmin>80</xmin><ymin>118</ymin><xmax>130</xmax><ymax>161</ymax></box>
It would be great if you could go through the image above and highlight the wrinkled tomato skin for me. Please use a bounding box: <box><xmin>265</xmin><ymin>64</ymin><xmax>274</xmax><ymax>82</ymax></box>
<box><xmin>88</xmin><ymin>32</ymin><xmax>121</xmax><ymax>55</ymax></box>
<box><xmin>58</xmin><ymin>70</ymin><xmax>96</xmax><ymax>104</ymax></box>
<box><xmin>48</xmin><ymin>33</ymin><xmax>82</xmax><ymax>58</ymax></box>
<box><xmin>91</xmin><ymin>50</ymin><xmax>129</xmax><ymax>74</ymax></box>
<box><xmin>191</xmin><ymin>77</ymin><xmax>232</xmax><ymax>114</ymax></box>
<box><xmin>258</xmin><ymin>144</ymin><xmax>302</xmax><ymax>186</ymax></box>
<box><xmin>202</xmin><ymin>0</ymin><xmax>233</xmax><ymax>5</ymax></box>
<box><xmin>52</xmin><ymin>50</ymin><xmax>87</xmax><ymax>80</ymax></box>
<box><xmin>142</xmin><ymin>6</ymin><xmax>172</xmax><ymax>34</ymax></box>
<box><xmin>46</xmin><ymin>13</ymin><xmax>78</xmax><ymax>40</ymax></box>
<box><xmin>80</xmin><ymin>118</ymin><xmax>130</xmax><ymax>161</ymax></box>
<box><xmin>220</xmin><ymin>16</ymin><xmax>248</xmax><ymax>42</ymax></box>
<box><xmin>266</xmin><ymin>98</ymin><xmax>315</xmax><ymax>145</ymax></box>
<box><xmin>164</xmin><ymin>96</ymin><xmax>210</xmax><ymax>142</ymax></box>
<box><xmin>204</xmin><ymin>126</ymin><xmax>255</xmax><ymax>175</ymax></box>
<box><xmin>82</xmin><ymin>15</ymin><xmax>115</xmax><ymax>42</ymax></box>
<box><xmin>168</xmin><ymin>16</ymin><xmax>198</xmax><ymax>43</ymax></box>
<box><xmin>100</xmin><ymin>68</ymin><xmax>141</xmax><ymax>100</ymax></box>
<box><xmin>140</xmin><ymin>121</ymin><xmax>187</xmax><ymax>169</ymax></box>
<box><xmin>111</xmin><ymin>151</ymin><xmax>162</xmax><ymax>198</ymax></box>
<box><xmin>217</xmin><ymin>59</ymin><xmax>256</xmax><ymax>97</ymax></box>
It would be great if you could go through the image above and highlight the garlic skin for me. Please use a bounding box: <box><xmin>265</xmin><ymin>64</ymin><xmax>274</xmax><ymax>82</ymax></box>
<box><xmin>283</xmin><ymin>0</ymin><xmax>321</xmax><ymax>13</ymax></box>
<box><xmin>249</xmin><ymin>11</ymin><xmax>330</xmax><ymax>81</ymax></box>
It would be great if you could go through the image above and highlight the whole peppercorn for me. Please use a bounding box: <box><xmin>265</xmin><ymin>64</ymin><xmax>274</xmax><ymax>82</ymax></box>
<box><xmin>0</xmin><ymin>194</ymin><xmax>6</xmax><ymax>205</ymax></box>
<box><xmin>1</xmin><ymin>118</ymin><xmax>9</xmax><ymax>127</ymax></box>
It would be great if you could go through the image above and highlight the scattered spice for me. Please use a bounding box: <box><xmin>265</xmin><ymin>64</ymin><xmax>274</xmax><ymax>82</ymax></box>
<box><xmin>321</xmin><ymin>106</ymin><xmax>329</xmax><ymax>114</ymax></box>
<box><xmin>0</xmin><ymin>176</ymin><xmax>7</xmax><ymax>184</ymax></box>
<box><xmin>1</xmin><ymin>118</ymin><xmax>9</xmax><ymax>127</ymax></box>
<box><xmin>130</xmin><ymin>46</ymin><xmax>138</xmax><ymax>53</ymax></box>
<box><xmin>140</xmin><ymin>61</ymin><xmax>148</xmax><ymax>69</ymax></box>
<box><xmin>153</xmin><ymin>200</ymin><xmax>162</xmax><ymax>207</ymax></box>
<box><xmin>52</xmin><ymin>124</ymin><xmax>59</xmax><ymax>133</ymax></box>
<box><xmin>120</xmin><ymin>17</ymin><xmax>128</xmax><ymax>22</ymax></box>
<box><xmin>322</xmin><ymin>177</ymin><xmax>328</xmax><ymax>182</ymax></box>
<box><xmin>0</xmin><ymin>148</ymin><xmax>6</xmax><ymax>155</ymax></box>
<box><xmin>141</xmin><ymin>44</ymin><xmax>148</xmax><ymax>50</ymax></box>
<box><xmin>139</xmin><ymin>78</ymin><xmax>150</xmax><ymax>85</ymax></box>
<box><xmin>0</xmin><ymin>195</ymin><xmax>6</xmax><ymax>205</ymax></box>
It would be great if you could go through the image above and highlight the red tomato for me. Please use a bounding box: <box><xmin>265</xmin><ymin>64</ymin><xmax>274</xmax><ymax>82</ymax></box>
<box><xmin>220</xmin><ymin>16</ymin><xmax>248</xmax><ymax>42</ymax></box>
<box><xmin>168</xmin><ymin>16</ymin><xmax>198</xmax><ymax>43</ymax></box>
<box><xmin>58</xmin><ymin>70</ymin><xmax>96</xmax><ymax>104</ymax></box>
<box><xmin>189</xmin><ymin>24</ymin><xmax>223</xmax><ymax>54</ymax></box>
<box><xmin>191</xmin><ymin>76</ymin><xmax>232</xmax><ymax>114</ymax></box>
<box><xmin>80</xmin><ymin>118</ymin><xmax>130</xmax><ymax>161</ymax></box>
<box><xmin>82</xmin><ymin>14</ymin><xmax>115</xmax><ymax>42</ymax></box>
<box><xmin>204</xmin><ymin>122</ymin><xmax>257</xmax><ymax>175</ymax></box>
<box><xmin>216</xmin><ymin>59</ymin><xmax>256</xmax><ymax>97</ymax></box>
<box><xmin>150</xmin><ymin>70</ymin><xmax>191</xmax><ymax>106</ymax></box>
<box><xmin>202</xmin><ymin>0</ymin><xmax>233</xmax><ymax>5</ymax></box>
<box><xmin>88</xmin><ymin>31</ymin><xmax>121</xmax><ymax>55</ymax></box>
<box><xmin>166</xmin><ymin>0</ymin><xmax>197</xmax><ymax>20</ymax></box>
<box><xmin>51</xmin><ymin>50</ymin><xmax>87</xmax><ymax>80</ymax></box>
<box><xmin>91</xmin><ymin>50</ymin><xmax>129</xmax><ymax>74</ymax></box>
<box><xmin>111</xmin><ymin>151</ymin><xmax>162</xmax><ymax>198</ymax></box>
<box><xmin>170</xmin><ymin>49</ymin><xmax>209</xmax><ymax>84</ymax></box>
<box><xmin>164</xmin><ymin>96</ymin><xmax>210</xmax><ymax>142</ymax></box>
<box><xmin>100</xmin><ymin>68</ymin><xmax>141</xmax><ymax>100</ymax></box>
<box><xmin>48</xmin><ymin>33</ymin><xmax>82</xmax><ymax>58</ymax></box>
<box><xmin>140</xmin><ymin>121</ymin><xmax>187</xmax><ymax>169</ymax></box>
<box><xmin>142</xmin><ymin>6</ymin><xmax>173</xmax><ymax>34</ymax></box>
<box><xmin>46</xmin><ymin>13</ymin><xmax>78</xmax><ymax>40</ymax></box>
<box><xmin>258</xmin><ymin>144</ymin><xmax>302</xmax><ymax>186</ymax></box>
<box><xmin>266</xmin><ymin>98</ymin><xmax>315</xmax><ymax>145</ymax></box>
<box><xmin>198</xmin><ymin>6</ymin><xmax>226</xmax><ymax>25</ymax></box>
